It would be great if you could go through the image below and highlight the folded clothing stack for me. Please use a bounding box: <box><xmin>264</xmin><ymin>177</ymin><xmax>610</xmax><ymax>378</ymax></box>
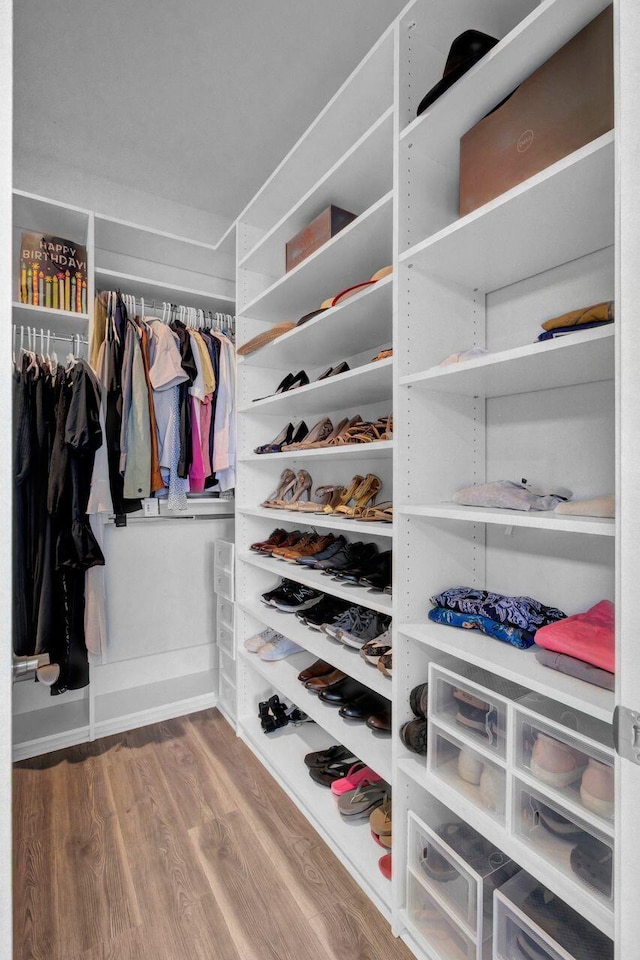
<box><xmin>537</xmin><ymin>300</ymin><xmax>614</xmax><ymax>341</ymax></box>
<box><xmin>429</xmin><ymin>586</ymin><xmax>566</xmax><ymax>650</ymax></box>
<box><xmin>534</xmin><ymin>599</ymin><xmax>614</xmax><ymax>691</ymax></box>
<box><xmin>453</xmin><ymin>479</ymin><xmax>571</xmax><ymax>512</ymax></box>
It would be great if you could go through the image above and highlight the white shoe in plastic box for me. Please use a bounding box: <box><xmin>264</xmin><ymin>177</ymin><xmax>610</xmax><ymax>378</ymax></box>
<box><xmin>408</xmin><ymin>811</ymin><xmax>515</xmax><ymax>940</ymax></box>
<box><xmin>429</xmin><ymin>723</ymin><xmax>507</xmax><ymax>824</ymax></box>
<box><xmin>514</xmin><ymin>706</ymin><xmax>615</xmax><ymax>829</ymax></box>
<box><xmin>493</xmin><ymin>870</ymin><xmax>613</xmax><ymax>960</ymax></box>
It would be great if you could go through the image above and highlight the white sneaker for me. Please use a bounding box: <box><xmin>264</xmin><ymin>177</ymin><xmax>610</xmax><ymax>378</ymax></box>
<box><xmin>258</xmin><ymin>634</ymin><xmax>305</xmax><ymax>661</ymax></box>
<box><xmin>457</xmin><ymin>748</ymin><xmax>483</xmax><ymax>785</ymax></box>
<box><xmin>244</xmin><ymin>627</ymin><xmax>277</xmax><ymax>652</ymax></box>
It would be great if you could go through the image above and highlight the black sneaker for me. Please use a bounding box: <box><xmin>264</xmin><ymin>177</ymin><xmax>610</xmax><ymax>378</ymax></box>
<box><xmin>316</xmin><ymin>541</ymin><xmax>367</xmax><ymax>573</ymax></box>
<box><xmin>299</xmin><ymin>596</ymin><xmax>351</xmax><ymax>630</ymax></box>
<box><xmin>272</xmin><ymin>582</ymin><xmax>322</xmax><ymax>612</ymax></box>
<box><xmin>332</xmin><ymin>542</ymin><xmax>380</xmax><ymax>579</ymax></box>
<box><xmin>261</xmin><ymin>579</ymin><xmax>299</xmax><ymax>606</ymax></box>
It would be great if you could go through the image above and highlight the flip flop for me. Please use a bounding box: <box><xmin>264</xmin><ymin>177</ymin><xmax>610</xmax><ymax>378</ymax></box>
<box><xmin>337</xmin><ymin>781</ymin><xmax>387</xmax><ymax>819</ymax></box>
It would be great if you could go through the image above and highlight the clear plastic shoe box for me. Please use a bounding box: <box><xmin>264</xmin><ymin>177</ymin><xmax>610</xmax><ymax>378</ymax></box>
<box><xmin>513</xmin><ymin>778</ymin><xmax>614</xmax><ymax>907</ymax></box>
<box><xmin>408</xmin><ymin>811</ymin><xmax>516</xmax><ymax>938</ymax></box>
<box><xmin>429</xmin><ymin>724</ymin><xmax>507</xmax><ymax>824</ymax></box>
<box><xmin>514</xmin><ymin>709</ymin><xmax>615</xmax><ymax>827</ymax></box>
<box><xmin>494</xmin><ymin>870</ymin><xmax>614</xmax><ymax>960</ymax></box>
<box><xmin>429</xmin><ymin>664</ymin><xmax>514</xmax><ymax>760</ymax></box>
<box><xmin>407</xmin><ymin>869</ymin><xmax>482</xmax><ymax>960</ymax></box>
<box><xmin>219</xmin><ymin>669</ymin><xmax>237</xmax><ymax>721</ymax></box>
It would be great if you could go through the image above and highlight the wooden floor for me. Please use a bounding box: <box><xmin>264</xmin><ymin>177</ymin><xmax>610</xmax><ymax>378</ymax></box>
<box><xmin>13</xmin><ymin>708</ymin><xmax>413</xmax><ymax>960</ymax></box>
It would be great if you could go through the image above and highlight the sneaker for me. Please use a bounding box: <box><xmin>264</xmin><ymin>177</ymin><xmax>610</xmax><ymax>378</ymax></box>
<box><xmin>299</xmin><ymin>596</ymin><xmax>350</xmax><ymax>629</ymax></box>
<box><xmin>580</xmin><ymin>758</ymin><xmax>614</xmax><ymax>818</ymax></box>
<box><xmin>257</xmin><ymin>634</ymin><xmax>305</xmax><ymax>660</ymax></box>
<box><xmin>530</xmin><ymin>732</ymin><xmax>588</xmax><ymax>789</ymax></box>
<box><xmin>316</xmin><ymin>541</ymin><xmax>369</xmax><ymax>573</ymax></box>
<box><xmin>272</xmin><ymin>582</ymin><xmax>322</xmax><ymax>612</ymax></box>
<box><xmin>337</xmin><ymin>610</ymin><xmax>391</xmax><ymax>649</ymax></box>
<box><xmin>244</xmin><ymin>627</ymin><xmax>277</xmax><ymax>652</ymax></box>
<box><xmin>261</xmin><ymin>579</ymin><xmax>298</xmax><ymax>606</ymax></box>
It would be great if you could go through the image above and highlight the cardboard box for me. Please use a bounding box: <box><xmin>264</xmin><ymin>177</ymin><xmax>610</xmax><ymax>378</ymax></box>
<box><xmin>459</xmin><ymin>6</ymin><xmax>613</xmax><ymax>217</ymax></box>
<box><xmin>285</xmin><ymin>205</ymin><xmax>357</xmax><ymax>272</ymax></box>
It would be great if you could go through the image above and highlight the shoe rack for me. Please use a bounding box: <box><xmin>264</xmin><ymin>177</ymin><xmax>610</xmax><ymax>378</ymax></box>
<box><xmin>233</xmin><ymin>2</ymin><xmax>640</xmax><ymax>958</ymax></box>
<box><xmin>234</xmin><ymin>26</ymin><xmax>396</xmax><ymax>919</ymax></box>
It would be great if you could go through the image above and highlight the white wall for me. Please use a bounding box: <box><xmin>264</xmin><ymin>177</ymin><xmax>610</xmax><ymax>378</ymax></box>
<box><xmin>1</xmin><ymin>1</ymin><xmax>13</xmax><ymax>955</ymax></box>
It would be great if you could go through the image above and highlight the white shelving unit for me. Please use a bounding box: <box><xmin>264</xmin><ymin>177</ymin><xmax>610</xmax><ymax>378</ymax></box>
<box><xmin>233</xmin><ymin>2</ymin><xmax>637</xmax><ymax>959</ymax></box>
<box><xmin>234</xmin><ymin>17</ymin><xmax>396</xmax><ymax>921</ymax></box>
<box><xmin>11</xmin><ymin>189</ymin><xmax>236</xmax><ymax>760</ymax></box>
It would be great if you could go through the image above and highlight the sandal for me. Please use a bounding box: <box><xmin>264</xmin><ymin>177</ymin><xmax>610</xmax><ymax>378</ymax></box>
<box><xmin>260</xmin><ymin>469</ymin><xmax>296</xmax><ymax>508</ymax></box>
<box><xmin>355</xmin><ymin>501</ymin><xmax>393</xmax><ymax>523</ymax></box>
<box><xmin>300</xmin><ymin>416</ymin><xmax>349</xmax><ymax>450</ymax></box>
<box><xmin>334</xmin><ymin>473</ymin><xmax>381</xmax><ymax>517</ymax></box>
<box><xmin>282</xmin><ymin>470</ymin><xmax>313</xmax><ymax>509</ymax></box>
<box><xmin>371</xmin><ymin>349</ymin><xmax>393</xmax><ymax>362</ymax></box>
<box><xmin>324</xmin><ymin>415</ymin><xmax>363</xmax><ymax>446</ymax></box>
<box><xmin>296</xmin><ymin>485</ymin><xmax>345</xmax><ymax>513</ymax></box>
<box><xmin>323</xmin><ymin>475</ymin><xmax>364</xmax><ymax>514</ymax></box>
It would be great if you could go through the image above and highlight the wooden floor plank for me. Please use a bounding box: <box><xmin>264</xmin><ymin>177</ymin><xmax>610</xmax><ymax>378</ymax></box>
<box><xmin>14</xmin><ymin>708</ymin><xmax>408</xmax><ymax>960</ymax></box>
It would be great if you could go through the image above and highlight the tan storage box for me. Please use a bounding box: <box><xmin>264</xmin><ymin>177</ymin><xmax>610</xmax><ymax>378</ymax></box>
<box><xmin>459</xmin><ymin>6</ymin><xmax>613</xmax><ymax>217</ymax></box>
<box><xmin>285</xmin><ymin>205</ymin><xmax>356</xmax><ymax>272</ymax></box>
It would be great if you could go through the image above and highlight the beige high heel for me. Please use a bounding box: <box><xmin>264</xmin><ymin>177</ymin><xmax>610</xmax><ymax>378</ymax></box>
<box><xmin>355</xmin><ymin>501</ymin><xmax>394</xmax><ymax>523</ymax></box>
<box><xmin>302</xmin><ymin>416</ymin><xmax>349</xmax><ymax>450</ymax></box>
<box><xmin>282</xmin><ymin>470</ymin><xmax>313</xmax><ymax>509</ymax></box>
<box><xmin>261</xmin><ymin>469</ymin><xmax>296</xmax><ymax>508</ymax></box>
<box><xmin>295</xmin><ymin>485</ymin><xmax>345</xmax><ymax>512</ymax></box>
<box><xmin>284</xmin><ymin>417</ymin><xmax>333</xmax><ymax>450</ymax></box>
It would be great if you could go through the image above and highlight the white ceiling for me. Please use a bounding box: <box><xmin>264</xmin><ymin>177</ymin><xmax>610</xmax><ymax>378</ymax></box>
<box><xmin>13</xmin><ymin>0</ymin><xmax>407</xmax><ymax>226</ymax></box>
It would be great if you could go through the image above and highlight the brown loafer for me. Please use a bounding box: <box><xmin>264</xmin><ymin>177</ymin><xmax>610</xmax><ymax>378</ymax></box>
<box><xmin>305</xmin><ymin>668</ymin><xmax>346</xmax><ymax>692</ymax></box>
<box><xmin>297</xmin><ymin>659</ymin><xmax>334</xmax><ymax>683</ymax></box>
<box><xmin>366</xmin><ymin>708</ymin><xmax>392</xmax><ymax>732</ymax></box>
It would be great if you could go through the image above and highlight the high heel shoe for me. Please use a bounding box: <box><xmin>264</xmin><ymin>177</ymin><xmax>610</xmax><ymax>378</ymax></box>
<box><xmin>253</xmin><ymin>370</ymin><xmax>309</xmax><ymax>402</ymax></box>
<box><xmin>355</xmin><ymin>501</ymin><xmax>394</xmax><ymax>523</ymax></box>
<box><xmin>315</xmin><ymin>361</ymin><xmax>350</xmax><ymax>381</ymax></box>
<box><xmin>282</xmin><ymin>470</ymin><xmax>313</xmax><ymax>509</ymax></box>
<box><xmin>323</xmin><ymin>475</ymin><xmax>364</xmax><ymax>514</ymax></box>
<box><xmin>268</xmin><ymin>472</ymin><xmax>299</xmax><ymax>509</ymax></box>
<box><xmin>254</xmin><ymin>422</ymin><xmax>295</xmax><ymax>454</ymax></box>
<box><xmin>325</xmin><ymin>415</ymin><xmax>364</xmax><ymax>445</ymax></box>
<box><xmin>283</xmin><ymin>417</ymin><xmax>333</xmax><ymax>450</ymax></box>
<box><xmin>296</xmin><ymin>485</ymin><xmax>346</xmax><ymax>513</ymax></box>
<box><xmin>260</xmin><ymin>469</ymin><xmax>296</xmax><ymax>507</ymax></box>
<box><xmin>302</xmin><ymin>416</ymin><xmax>350</xmax><ymax>449</ymax></box>
<box><xmin>334</xmin><ymin>473</ymin><xmax>381</xmax><ymax>517</ymax></box>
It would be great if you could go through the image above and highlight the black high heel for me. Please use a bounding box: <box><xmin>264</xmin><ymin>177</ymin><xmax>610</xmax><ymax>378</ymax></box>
<box><xmin>255</xmin><ymin>422</ymin><xmax>297</xmax><ymax>454</ymax></box>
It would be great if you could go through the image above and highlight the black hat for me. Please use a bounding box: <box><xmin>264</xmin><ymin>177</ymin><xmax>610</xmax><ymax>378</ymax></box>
<box><xmin>417</xmin><ymin>30</ymin><xmax>499</xmax><ymax>117</ymax></box>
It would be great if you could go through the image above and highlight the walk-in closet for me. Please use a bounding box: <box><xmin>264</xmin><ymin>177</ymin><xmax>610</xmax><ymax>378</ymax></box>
<box><xmin>4</xmin><ymin>2</ymin><xmax>640</xmax><ymax>959</ymax></box>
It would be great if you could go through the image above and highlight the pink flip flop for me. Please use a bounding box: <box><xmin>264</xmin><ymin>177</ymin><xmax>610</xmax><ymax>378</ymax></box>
<box><xmin>330</xmin><ymin>762</ymin><xmax>381</xmax><ymax>797</ymax></box>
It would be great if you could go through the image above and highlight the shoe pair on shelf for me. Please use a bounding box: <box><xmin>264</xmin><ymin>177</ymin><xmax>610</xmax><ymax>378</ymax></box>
<box><xmin>261</xmin><ymin>578</ymin><xmax>322</xmax><ymax>612</ymax></box>
<box><xmin>261</xmin><ymin>470</ymin><xmax>389</xmax><ymax>519</ymax></box>
<box><xmin>254</xmin><ymin>413</ymin><xmax>393</xmax><ymax>454</ymax></box>
<box><xmin>298</xmin><ymin>660</ymin><xmax>391</xmax><ymax>732</ymax></box>
<box><xmin>258</xmin><ymin>694</ymin><xmax>312</xmax><ymax>734</ymax></box>
<box><xmin>244</xmin><ymin>627</ymin><xmax>304</xmax><ymax>661</ymax></box>
<box><xmin>253</xmin><ymin>362</ymin><xmax>350</xmax><ymax>402</ymax></box>
<box><xmin>323</xmin><ymin>606</ymin><xmax>391</xmax><ymax>650</ymax></box>
<box><xmin>360</xmin><ymin>634</ymin><xmax>392</xmax><ymax>677</ymax></box>
<box><xmin>400</xmin><ymin>682</ymin><xmax>428</xmax><ymax>756</ymax></box>
<box><xmin>529</xmin><ymin>731</ymin><xmax>613</xmax><ymax>818</ymax></box>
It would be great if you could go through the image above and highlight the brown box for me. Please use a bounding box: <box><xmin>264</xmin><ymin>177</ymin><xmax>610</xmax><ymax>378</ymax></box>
<box><xmin>285</xmin><ymin>205</ymin><xmax>357</xmax><ymax>272</ymax></box>
<box><xmin>459</xmin><ymin>6</ymin><xmax>613</xmax><ymax>217</ymax></box>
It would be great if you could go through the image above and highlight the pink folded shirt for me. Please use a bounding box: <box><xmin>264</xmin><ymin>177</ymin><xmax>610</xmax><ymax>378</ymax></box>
<box><xmin>534</xmin><ymin>599</ymin><xmax>614</xmax><ymax>673</ymax></box>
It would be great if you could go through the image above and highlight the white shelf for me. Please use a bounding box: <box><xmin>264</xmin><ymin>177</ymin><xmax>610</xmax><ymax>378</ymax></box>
<box><xmin>13</xmin><ymin>189</ymin><xmax>91</xmax><ymax>241</ymax></box>
<box><xmin>400</xmin><ymin>133</ymin><xmax>614</xmax><ymax>291</ymax></box>
<box><xmin>13</xmin><ymin>700</ymin><xmax>90</xmax><ymax>761</ymax></box>
<box><xmin>401</xmin><ymin>326</ymin><xmax>615</xmax><ymax>398</ymax></box>
<box><xmin>243</xmin><ymin>358</ymin><xmax>393</xmax><ymax>415</ymax></box>
<box><xmin>238</xmin><ymin>647</ymin><xmax>392</xmax><ymax>783</ymax></box>
<box><xmin>399</xmin><ymin>621</ymin><xmax>613</xmax><ymax>724</ymax></box>
<box><xmin>240</xmin><ymin>108</ymin><xmax>393</xmax><ymax>276</ymax></box>
<box><xmin>241</xmin><ymin>191</ymin><xmax>393</xmax><ymax>322</ymax></box>
<box><xmin>12</xmin><ymin>301</ymin><xmax>90</xmax><ymax>335</ymax></box>
<box><xmin>240</xmin><ymin>598</ymin><xmax>392</xmax><ymax>698</ymax></box>
<box><xmin>398</xmin><ymin>756</ymin><xmax>614</xmax><ymax>940</ymax></box>
<box><xmin>238</xmin><ymin>713</ymin><xmax>391</xmax><ymax>917</ymax></box>
<box><xmin>399</xmin><ymin>0</ymin><xmax>611</xmax><ymax>166</ymax></box>
<box><xmin>93</xmin><ymin>671</ymin><xmax>218</xmax><ymax>738</ymax></box>
<box><xmin>94</xmin><ymin>268</ymin><xmax>235</xmax><ymax>312</ymax></box>
<box><xmin>240</xmin><ymin>552</ymin><xmax>392</xmax><ymax>616</ymax></box>
<box><xmin>398</xmin><ymin>504</ymin><xmax>614</xmax><ymax>537</ymax></box>
<box><xmin>239</xmin><ymin>506</ymin><xmax>393</xmax><ymax>540</ymax></box>
<box><xmin>239</xmin><ymin>274</ymin><xmax>392</xmax><ymax>369</ymax></box>
<box><xmin>241</xmin><ymin>439</ymin><xmax>394</xmax><ymax>464</ymax></box>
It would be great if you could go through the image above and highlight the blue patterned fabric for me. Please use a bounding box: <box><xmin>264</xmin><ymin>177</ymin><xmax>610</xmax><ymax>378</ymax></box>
<box><xmin>432</xmin><ymin>587</ymin><xmax>566</xmax><ymax>633</ymax></box>
<box><xmin>428</xmin><ymin>606</ymin><xmax>535</xmax><ymax>649</ymax></box>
